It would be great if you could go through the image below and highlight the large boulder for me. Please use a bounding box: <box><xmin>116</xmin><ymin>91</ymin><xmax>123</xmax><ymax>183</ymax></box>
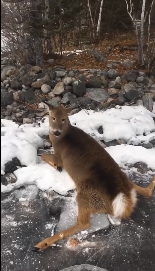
<box><xmin>53</xmin><ymin>82</ymin><xmax>65</xmax><ymax>95</ymax></box>
<box><xmin>86</xmin><ymin>76</ymin><xmax>102</xmax><ymax>88</ymax></box>
<box><xmin>11</xmin><ymin>78</ymin><xmax>22</xmax><ymax>89</ymax></box>
<box><xmin>86</xmin><ymin>88</ymin><xmax>109</xmax><ymax>103</ymax></box>
<box><xmin>73</xmin><ymin>80</ymin><xmax>86</xmax><ymax>97</ymax></box>
<box><xmin>1</xmin><ymin>92</ymin><xmax>13</xmax><ymax>106</ymax></box>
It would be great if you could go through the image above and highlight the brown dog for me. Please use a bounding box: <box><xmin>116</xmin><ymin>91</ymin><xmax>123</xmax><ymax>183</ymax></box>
<box><xmin>33</xmin><ymin>104</ymin><xmax>155</xmax><ymax>251</ymax></box>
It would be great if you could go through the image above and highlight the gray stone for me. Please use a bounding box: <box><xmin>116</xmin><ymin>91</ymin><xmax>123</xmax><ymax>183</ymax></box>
<box><xmin>41</xmin><ymin>84</ymin><xmax>51</xmax><ymax>94</ymax></box>
<box><xmin>90</xmin><ymin>48</ymin><xmax>107</xmax><ymax>62</ymax></box>
<box><xmin>47</xmin><ymin>59</ymin><xmax>54</xmax><ymax>64</ymax></box>
<box><xmin>19</xmin><ymin>90</ymin><xmax>37</xmax><ymax>103</ymax></box>
<box><xmin>48</xmin><ymin>97</ymin><xmax>61</xmax><ymax>107</ymax></box>
<box><xmin>149</xmin><ymin>139</ymin><xmax>155</xmax><ymax>146</ymax></box>
<box><xmin>61</xmin><ymin>92</ymin><xmax>76</xmax><ymax>104</ymax></box>
<box><xmin>108</xmin><ymin>88</ymin><xmax>119</xmax><ymax>96</ymax></box>
<box><xmin>45</xmin><ymin>80</ymin><xmax>57</xmax><ymax>88</ymax></box>
<box><xmin>136</xmin><ymin>99</ymin><xmax>143</xmax><ymax>106</ymax></box>
<box><xmin>86</xmin><ymin>76</ymin><xmax>102</xmax><ymax>88</ymax></box>
<box><xmin>122</xmin><ymin>71</ymin><xmax>139</xmax><ymax>83</ymax></box>
<box><xmin>78</xmin><ymin>74</ymin><xmax>86</xmax><ymax>81</ymax></box>
<box><xmin>30</xmin><ymin>66</ymin><xmax>42</xmax><ymax>73</ymax></box>
<box><xmin>150</xmin><ymin>84</ymin><xmax>155</xmax><ymax>93</ymax></box>
<box><xmin>63</xmin><ymin>77</ymin><xmax>73</xmax><ymax>86</ymax></box>
<box><xmin>1</xmin><ymin>92</ymin><xmax>13</xmax><ymax>106</ymax></box>
<box><xmin>48</xmin><ymin>92</ymin><xmax>55</xmax><ymax>99</ymax></box>
<box><xmin>70</xmin><ymin>108</ymin><xmax>81</xmax><ymax>115</ymax></box>
<box><xmin>1</xmin><ymin>173</ymin><xmax>17</xmax><ymax>186</ymax></box>
<box><xmin>142</xmin><ymin>142</ymin><xmax>153</xmax><ymax>149</ymax></box>
<box><xmin>68</xmin><ymin>70</ymin><xmax>75</xmax><ymax>77</ymax></box>
<box><xmin>123</xmin><ymin>82</ymin><xmax>140</xmax><ymax>101</ymax></box>
<box><xmin>70</xmin><ymin>97</ymin><xmax>92</xmax><ymax>109</ymax></box>
<box><xmin>55</xmin><ymin>70</ymin><xmax>66</xmax><ymax>77</ymax></box>
<box><xmin>86</xmin><ymin>88</ymin><xmax>109</xmax><ymax>103</ymax></box>
<box><xmin>1</xmin><ymin>65</ymin><xmax>16</xmax><ymax>78</ymax></box>
<box><xmin>136</xmin><ymin>76</ymin><xmax>145</xmax><ymax>83</ymax></box>
<box><xmin>100</xmin><ymin>75</ymin><xmax>108</xmax><ymax>87</ymax></box>
<box><xmin>73</xmin><ymin>80</ymin><xmax>86</xmax><ymax>97</ymax></box>
<box><xmin>121</xmin><ymin>59</ymin><xmax>135</xmax><ymax>68</ymax></box>
<box><xmin>50</xmin><ymin>71</ymin><xmax>56</xmax><ymax>80</ymax></box>
<box><xmin>142</xmin><ymin>93</ymin><xmax>153</xmax><ymax>111</ymax></box>
<box><xmin>23</xmin><ymin>118</ymin><xmax>34</xmax><ymax>124</ymax></box>
<box><xmin>22</xmin><ymin>75</ymin><xmax>34</xmax><ymax>86</ymax></box>
<box><xmin>134</xmin><ymin>162</ymin><xmax>149</xmax><ymax>174</ymax></box>
<box><xmin>53</xmin><ymin>82</ymin><xmax>65</xmax><ymax>95</ymax></box>
<box><xmin>13</xmin><ymin>91</ymin><xmax>21</xmax><ymax>101</ymax></box>
<box><xmin>53</xmin><ymin>65</ymin><xmax>66</xmax><ymax>71</ymax></box>
<box><xmin>11</xmin><ymin>79</ymin><xmax>22</xmax><ymax>89</ymax></box>
<box><xmin>107</xmin><ymin>69</ymin><xmax>119</xmax><ymax>79</ymax></box>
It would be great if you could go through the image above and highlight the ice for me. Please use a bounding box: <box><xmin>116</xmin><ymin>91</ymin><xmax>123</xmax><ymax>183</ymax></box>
<box><xmin>55</xmin><ymin>194</ymin><xmax>109</xmax><ymax>238</ymax></box>
<box><xmin>59</xmin><ymin>264</ymin><xmax>108</xmax><ymax>271</ymax></box>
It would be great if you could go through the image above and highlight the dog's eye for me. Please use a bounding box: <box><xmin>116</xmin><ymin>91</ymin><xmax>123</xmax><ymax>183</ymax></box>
<box><xmin>62</xmin><ymin>119</ymin><xmax>65</xmax><ymax>123</ymax></box>
<box><xmin>52</xmin><ymin>117</ymin><xmax>55</xmax><ymax>121</ymax></box>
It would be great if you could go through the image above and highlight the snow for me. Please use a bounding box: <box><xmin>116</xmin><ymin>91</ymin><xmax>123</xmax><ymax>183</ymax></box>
<box><xmin>1</xmin><ymin>104</ymin><xmax>155</xmax><ymax>194</ymax></box>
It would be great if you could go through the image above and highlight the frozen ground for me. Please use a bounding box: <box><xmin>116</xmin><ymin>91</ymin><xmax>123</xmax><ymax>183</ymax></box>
<box><xmin>1</xmin><ymin>104</ymin><xmax>155</xmax><ymax>271</ymax></box>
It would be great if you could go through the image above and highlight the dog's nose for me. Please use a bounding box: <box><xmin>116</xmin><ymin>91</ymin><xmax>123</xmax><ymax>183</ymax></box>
<box><xmin>54</xmin><ymin>131</ymin><xmax>61</xmax><ymax>137</ymax></box>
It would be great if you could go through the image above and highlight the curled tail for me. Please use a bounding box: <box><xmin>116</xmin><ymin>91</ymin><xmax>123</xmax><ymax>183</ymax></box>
<box><xmin>133</xmin><ymin>176</ymin><xmax>155</xmax><ymax>197</ymax></box>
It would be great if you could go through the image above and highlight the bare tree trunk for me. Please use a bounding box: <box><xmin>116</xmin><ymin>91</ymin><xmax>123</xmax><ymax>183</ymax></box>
<box><xmin>140</xmin><ymin>0</ymin><xmax>146</xmax><ymax>65</ymax></box>
<box><xmin>44</xmin><ymin>0</ymin><xmax>52</xmax><ymax>54</ymax></box>
<box><xmin>87</xmin><ymin>0</ymin><xmax>95</xmax><ymax>38</ymax></box>
<box><xmin>96</xmin><ymin>0</ymin><xmax>104</xmax><ymax>37</ymax></box>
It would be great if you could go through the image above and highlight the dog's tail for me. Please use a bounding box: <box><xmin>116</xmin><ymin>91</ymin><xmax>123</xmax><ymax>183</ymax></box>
<box><xmin>133</xmin><ymin>176</ymin><xmax>155</xmax><ymax>197</ymax></box>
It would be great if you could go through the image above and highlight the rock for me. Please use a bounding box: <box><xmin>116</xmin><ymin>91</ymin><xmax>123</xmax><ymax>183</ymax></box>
<box><xmin>48</xmin><ymin>92</ymin><xmax>55</xmax><ymax>99</ymax></box>
<box><xmin>5</xmin><ymin>157</ymin><xmax>22</xmax><ymax>174</ymax></box>
<box><xmin>53</xmin><ymin>82</ymin><xmax>65</xmax><ymax>95</ymax></box>
<box><xmin>136</xmin><ymin>99</ymin><xmax>143</xmax><ymax>106</ymax></box>
<box><xmin>70</xmin><ymin>108</ymin><xmax>81</xmax><ymax>115</ymax></box>
<box><xmin>1</xmin><ymin>92</ymin><xmax>13</xmax><ymax>106</ymax></box>
<box><xmin>48</xmin><ymin>97</ymin><xmax>61</xmax><ymax>107</ymax></box>
<box><xmin>108</xmin><ymin>88</ymin><xmax>119</xmax><ymax>96</ymax></box>
<box><xmin>78</xmin><ymin>74</ymin><xmax>86</xmax><ymax>82</ymax></box>
<box><xmin>1</xmin><ymin>65</ymin><xmax>16</xmax><ymax>78</ymax></box>
<box><xmin>86</xmin><ymin>88</ymin><xmax>109</xmax><ymax>103</ymax></box>
<box><xmin>122</xmin><ymin>70</ymin><xmax>139</xmax><ymax>83</ymax></box>
<box><xmin>149</xmin><ymin>139</ymin><xmax>155</xmax><ymax>146</ymax></box>
<box><xmin>72</xmin><ymin>80</ymin><xmax>86</xmax><ymax>97</ymax></box>
<box><xmin>98</xmin><ymin>126</ymin><xmax>103</xmax><ymax>134</ymax></box>
<box><xmin>70</xmin><ymin>97</ymin><xmax>92</xmax><ymax>109</ymax></box>
<box><xmin>22</xmin><ymin>75</ymin><xmax>34</xmax><ymax>86</ymax></box>
<box><xmin>100</xmin><ymin>75</ymin><xmax>108</xmax><ymax>87</ymax></box>
<box><xmin>47</xmin><ymin>59</ymin><xmax>54</xmax><ymax>64</ymax></box>
<box><xmin>60</xmin><ymin>264</ymin><xmax>108</xmax><ymax>271</ymax></box>
<box><xmin>23</xmin><ymin>118</ymin><xmax>34</xmax><ymax>124</ymax></box>
<box><xmin>36</xmin><ymin>72</ymin><xmax>46</xmax><ymax>80</ymax></box>
<box><xmin>19</xmin><ymin>90</ymin><xmax>37</xmax><ymax>103</ymax></box>
<box><xmin>63</xmin><ymin>77</ymin><xmax>73</xmax><ymax>85</ymax></box>
<box><xmin>1</xmin><ymin>173</ymin><xmax>17</xmax><ymax>186</ymax></box>
<box><xmin>13</xmin><ymin>91</ymin><xmax>21</xmax><ymax>101</ymax></box>
<box><xmin>31</xmin><ymin>80</ymin><xmax>44</xmax><ymax>88</ymax></box>
<box><xmin>90</xmin><ymin>48</ymin><xmax>107</xmax><ymax>62</ymax></box>
<box><xmin>30</xmin><ymin>66</ymin><xmax>42</xmax><ymax>73</ymax></box>
<box><xmin>136</xmin><ymin>76</ymin><xmax>145</xmax><ymax>83</ymax></box>
<box><xmin>121</xmin><ymin>59</ymin><xmax>135</xmax><ymax>68</ymax></box>
<box><xmin>150</xmin><ymin>84</ymin><xmax>155</xmax><ymax>93</ymax></box>
<box><xmin>53</xmin><ymin>65</ymin><xmax>66</xmax><ymax>71</ymax></box>
<box><xmin>86</xmin><ymin>76</ymin><xmax>102</xmax><ymax>88</ymax></box>
<box><xmin>68</xmin><ymin>70</ymin><xmax>75</xmax><ymax>77</ymax></box>
<box><xmin>50</xmin><ymin>71</ymin><xmax>56</xmax><ymax>80</ymax></box>
<box><xmin>55</xmin><ymin>70</ymin><xmax>66</xmax><ymax>77</ymax></box>
<box><xmin>11</xmin><ymin>79</ymin><xmax>22</xmax><ymax>89</ymax></box>
<box><xmin>41</xmin><ymin>84</ymin><xmax>51</xmax><ymax>94</ymax></box>
<box><xmin>123</xmin><ymin>82</ymin><xmax>140</xmax><ymax>101</ymax></box>
<box><xmin>142</xmin><ymin>93</ymin><xmax>153</xmax><ymax>111</ymax></box>
<box><xmin>107</xmin><ymin>69</ymin><xmax>119</xmax><ymax>79</ymax></box>
<box><xmin>141</xmin><ymin>142</ymin><xmax>153</xmax><ymax>149</ymax></box>
<box><xmin>45</xmin><ymin>80</ymin><xmax>57</xmax><ymax>88</ymax></box>
<box><xmin>61</xmin><ymin>92</ymin><xmax>76</xmax><ymax>104</ymax></box>
<box><xmin>133</xmin><ymin>162</ymin><xmax>149</xmax><ymax>174</ymax></box>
